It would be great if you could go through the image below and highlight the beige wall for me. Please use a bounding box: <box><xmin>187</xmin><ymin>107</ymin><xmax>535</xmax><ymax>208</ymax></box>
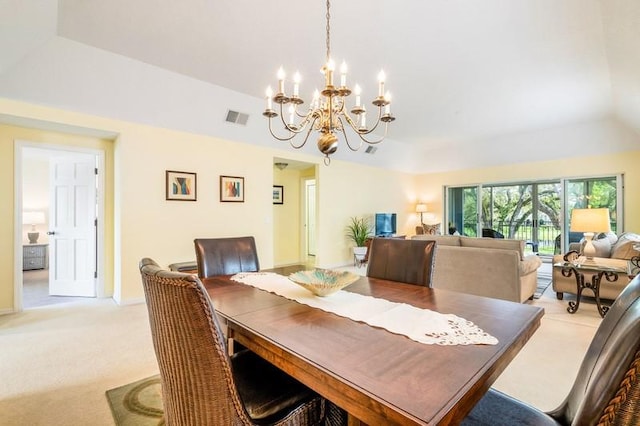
<box><xmin>0</xmin><ymin>99</ymin><xmax>416</xmax><ymax>311</ymax></box>
<box><xmin>2</xmin><ymin>98</ymin><xmax>638</xmax><ymax>312</ymax></box>
<box><xmin>416</xmin><ymin>151</ymin><xmax>640</xmax><ymax>232</ymax></box>
<box><xmin>273</xmin><ymin>167</ymin><xmax>303</xmax><ymax>265</ymax></box>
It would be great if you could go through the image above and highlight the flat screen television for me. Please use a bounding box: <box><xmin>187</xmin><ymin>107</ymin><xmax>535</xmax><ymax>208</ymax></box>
<box><xmin>375</xmin><ymin>213</ymin><xmax>397</xmax><ymax>237</ymax></box>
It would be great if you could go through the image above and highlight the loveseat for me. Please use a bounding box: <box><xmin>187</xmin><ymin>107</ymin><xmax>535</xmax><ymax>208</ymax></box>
<box><xmin>552</xmin><ymin>232</ymin><xmax>640</xmax><ymax>300</ymax></box>
<box><xmin>411</xmin><ymin>234</ymin><xmax>542</xmax><ymax>303</ymax></box>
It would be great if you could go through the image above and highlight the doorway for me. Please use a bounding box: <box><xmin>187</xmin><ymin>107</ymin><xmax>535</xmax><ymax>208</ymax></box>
<box><xmin>15</xmin><ymin>142</ymin><xmax>105</xmax><ymax>310</ymax></box>
<box><xmin>272</xmin><ymin>158</ymin><xmax>317</xmax><ymax>267</ymax></box>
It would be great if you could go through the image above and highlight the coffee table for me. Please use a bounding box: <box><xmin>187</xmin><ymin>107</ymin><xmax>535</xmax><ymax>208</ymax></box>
<box><xmin>554</xmin><ymin>256</ymin><xmax>633</xmax><ymax>317</ymax></box>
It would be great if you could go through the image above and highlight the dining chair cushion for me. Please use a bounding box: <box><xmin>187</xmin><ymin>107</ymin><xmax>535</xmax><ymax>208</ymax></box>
<box><xmin>461</xmin><ymin>388</ymin><xmax>560</xmax><ymax>426</ymax></box>
<box><xmin>194</xmin><ymin>236</ymin><xmax>259</xmax><ymax>278</ymax></box>
<box><xmin>366</xmin><ymin>238</ymin><xmax>436</xmax><ymax>286</ymax></box>
<box><xmin>231</xmin><ymin>349</ymin><xmax>316</xmax><ymax>420</ymax></box>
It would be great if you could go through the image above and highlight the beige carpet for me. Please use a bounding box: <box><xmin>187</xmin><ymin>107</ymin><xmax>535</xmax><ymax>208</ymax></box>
<box><xmin>1</xmin><ymin>261</ymin><xmax>602</xmax><ymax>424</ymax></box>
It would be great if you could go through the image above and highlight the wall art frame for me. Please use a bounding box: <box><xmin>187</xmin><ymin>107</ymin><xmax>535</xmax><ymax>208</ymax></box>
<box><xmin>220</xmin><ymin>175</ymin><xmax>245</xmax><ymax>202</ymax></box>
<box><xmin>273</xmin><ymin>185</ymin><xmax>284</xmax><ymax>204</ymax></box>
<box><xmin>166</xmin><ymin>170</ymin><xmax>197</xmax><ymax>201</ymax></box>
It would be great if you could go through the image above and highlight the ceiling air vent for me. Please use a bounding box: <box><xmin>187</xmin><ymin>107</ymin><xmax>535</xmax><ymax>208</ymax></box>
<box><xmin>365</xmin><ymin>146</ymin><xmax>378</xmax><ymax>155</ymax></box>
<box><xmin>225</xmin><ymin>110</ymin><xmax>249</xmax><ymax>126</ymax></box>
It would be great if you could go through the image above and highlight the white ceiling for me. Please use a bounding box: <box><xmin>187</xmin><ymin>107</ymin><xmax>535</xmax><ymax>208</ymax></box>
<box><xmin>1</xmin><ymin>0</ymin><xmax>639</xmax><ymax>172</ymax></box>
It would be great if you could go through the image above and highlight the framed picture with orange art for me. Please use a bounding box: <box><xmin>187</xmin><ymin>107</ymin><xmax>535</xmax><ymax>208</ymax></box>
<box><xmin>220</xmin><ymin>175</ymin><xmax>244</xmax><ymax>202</ymax></box>
<box><xmin>166</xmin><ymin>170</ymin><xmax>197</xmax><ymax>201</ymax></box>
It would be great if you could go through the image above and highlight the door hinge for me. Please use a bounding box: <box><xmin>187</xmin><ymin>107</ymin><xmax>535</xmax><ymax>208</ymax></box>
<box><xmin>95</xmin><ymin>167</ymin><xmax>98</xmax><ymax>175</ymax></box>
<box><xmin>94</xmin><ymin>218</ymin><xmax>98</xmax><ymax>226</ymax></box>
<box><xmin>94</xmin><ymin>271</ymin><xmax>98</xmax><ymax>279</ymax></box>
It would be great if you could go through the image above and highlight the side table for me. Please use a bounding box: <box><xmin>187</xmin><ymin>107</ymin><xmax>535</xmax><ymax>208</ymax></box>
<box><xmin>23</xmin><ymin>243</ymin><xmax>49</xmax><ymax>270</ymax></box>
<box><xmin>554</xmin><ymin>255</ymin><xmax>630</xmax><ymax>317</ymax></box>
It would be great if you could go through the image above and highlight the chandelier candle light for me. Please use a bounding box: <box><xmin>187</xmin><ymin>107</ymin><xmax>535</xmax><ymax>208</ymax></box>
<box><xmin>263</xmin><ymin>0</ymin><xmax>395</xmax><ymax>165</ymax></box>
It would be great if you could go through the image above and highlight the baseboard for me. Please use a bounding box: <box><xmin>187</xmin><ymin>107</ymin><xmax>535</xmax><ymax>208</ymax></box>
<box><xmin>0</xmin><ymin>307</ymin><xmax>16</xmax><ymax>316</ymax></box>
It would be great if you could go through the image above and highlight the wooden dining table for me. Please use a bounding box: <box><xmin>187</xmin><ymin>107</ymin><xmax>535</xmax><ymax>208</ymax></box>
<box><xmin>203</xmin><ymin>265</ymin><xmax>544</xmax><ymax>425</ymax></box>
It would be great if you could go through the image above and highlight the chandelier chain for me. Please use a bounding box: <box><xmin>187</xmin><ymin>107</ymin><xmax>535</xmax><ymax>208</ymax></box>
<box><xmin>325</xmin><ymin>0</ymin><xmax>331</xmax><ymax>62</ymax></box>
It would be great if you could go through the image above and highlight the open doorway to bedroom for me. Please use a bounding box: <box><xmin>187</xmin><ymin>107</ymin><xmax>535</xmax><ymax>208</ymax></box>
<box><xmin>17</xmin><ymin>143</ymin><xmax>105</xmax><ymax>310</ymax></box>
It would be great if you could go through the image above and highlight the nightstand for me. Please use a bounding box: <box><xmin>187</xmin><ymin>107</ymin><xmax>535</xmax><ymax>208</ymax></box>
<box><xmin>23</xmin><ymin>244</ymin><xmax>49</xmax><ymax>270</ymax></box>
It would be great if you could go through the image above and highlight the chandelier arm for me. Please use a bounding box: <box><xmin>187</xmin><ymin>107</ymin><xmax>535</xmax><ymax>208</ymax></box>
<box><xmin>337</xmin><ymin>118</ymin><xmax>363</xmax><ymax>152</ymax></box>
<box><xmin>355</xmin><ymin>122</ymin><xmax>389</xmax><ymax>145</ymax></box>
<box><xmin>276</xmin><ymin>102</ymin><xmax>312</xmax><ymax>135</ymax></box>
<box><xmin>342</xmin><ymin>106</ymin><xmax>388</xmax><ymax>144</ymax></box>
<box><xmin>290</xmin><ymin>117</ymin><xmax>320</xmax><ymax>149</ymax></box>
<box><xmin>360</xmin><ymin>106</ymin><xmax>385</xmax><ymax>135</ymax></box>
<box><xmin>267</xmin><ymin>117</ymin><xmax>300</xmax><ymax>142</ymax></box>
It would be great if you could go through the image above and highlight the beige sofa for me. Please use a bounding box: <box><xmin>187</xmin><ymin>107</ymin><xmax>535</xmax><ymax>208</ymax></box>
<box><xmin>411</xmin><ymin>235</ymin><xmax>542</xmax><ymax>303</ymax></box>
<box><xmin>552</xmin><ymin>232</ymin><xmax>640</xmax><ymax>300</ymax></box>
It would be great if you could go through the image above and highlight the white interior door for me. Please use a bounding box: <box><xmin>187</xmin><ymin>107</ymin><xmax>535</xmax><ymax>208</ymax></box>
<box><xmin>305</xmin><ymin>179</ymin><xmax>316</xmax><ymax>256</ymax></box>
<box><xmin>48</xmin><ymin>153</ymin><xmax>97</xmax><ymax>297</ymax></box>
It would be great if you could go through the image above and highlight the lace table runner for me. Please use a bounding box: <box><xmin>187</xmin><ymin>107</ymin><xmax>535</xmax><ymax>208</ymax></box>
<box><xmin>231</xmin><ymin>272</ymin><xmax>498</xmax><ymax>346</ymax></box>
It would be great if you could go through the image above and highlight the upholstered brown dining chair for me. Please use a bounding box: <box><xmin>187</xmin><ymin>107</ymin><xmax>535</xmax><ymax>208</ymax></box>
<box><xmin>194</xmin><ymin>236</ymin><xmax>259</xmax><ymax>278</ymax></box>
<box><xmin>139</xmin><ymin>258</ymin><xmax>345</xmax><ymax>426</ymax></box>
<box><xmin>366</xmin><ymin>238</ymin><xmax>437</xmax><ymax>287</ymax></box>
<box><xmin>462</xmin><ymin>274</ymin><xmax>640</xmax><ymax>426</ymax></box>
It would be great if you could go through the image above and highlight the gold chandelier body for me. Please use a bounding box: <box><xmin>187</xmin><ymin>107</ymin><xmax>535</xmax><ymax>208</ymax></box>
<box><xmin>263</xmin><ymin>0</ymin><xmax>395</xmax><ymax>164</ymax></box>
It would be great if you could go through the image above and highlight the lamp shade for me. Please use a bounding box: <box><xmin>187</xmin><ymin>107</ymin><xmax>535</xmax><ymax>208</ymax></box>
<box><xmin>23</xmin><ymin>211</ymin><xmax>46</xmax><ymax>225</ymax></box>
<box><xmin>570</xmin><ymin>208</ymin><xmax>610</xmax><ymax>233</ymax></box>
<box><xmin>416</xmin><ymin>203</ymin><xmax>428</xmax><ymax>213</ymax></box>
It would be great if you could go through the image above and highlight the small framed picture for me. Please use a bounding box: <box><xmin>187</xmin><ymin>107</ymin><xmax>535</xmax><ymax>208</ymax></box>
<box><xmin>273</xmin><ymin>185</ymin><xmax>284</xmax><ymax>204</ymax></box>
<box><xmin>166</xmin><ymin>170</ymin><xmax>197</xmax><ymax>201</ymax></box>
<box><xmin>220</xmin><ymin>175</ymin><xmax>245</xmax><ymax>202</ymax></box>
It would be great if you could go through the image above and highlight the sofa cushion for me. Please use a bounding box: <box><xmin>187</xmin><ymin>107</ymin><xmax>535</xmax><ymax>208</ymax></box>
<box><xmin>459</xmin><ymin>237</ymin><xmax>525</xmax><ymax>260</ymax></box>
<box><xmin>520</xmin><ymin>255</ymin><xmax>542</xmax><ymax>275</ymax></box>
<box><xmin>610</xmin><ymin>233</ymin><xmax>640</xmax><ymax>260</ymax></box>
<box><xmin>411</xmin><ymin>235</ymin><xmax>460</xmax><ymax>246</ymax></box>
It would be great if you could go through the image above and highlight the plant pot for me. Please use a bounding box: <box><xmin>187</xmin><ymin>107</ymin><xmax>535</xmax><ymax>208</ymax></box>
<box><xmin>353</xmin><ymin>246</ymin><xmax>367</xmax><ymax>260</ymax></box>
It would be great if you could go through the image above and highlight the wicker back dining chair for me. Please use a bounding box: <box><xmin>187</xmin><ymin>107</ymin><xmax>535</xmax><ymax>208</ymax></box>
<box><xmin>366</xmin><ymin>238</ymin><xmax>437</xmax><ymax>287</ymax></box>
<box><xmin>463</xmin><ymin>274</ymin><xmax>640</xmax><ymax>425</ymax></box>
<box><xmin>139</xmin><ymin>258</ymin><xmax>344</xmax><ymax>426</ymax></box>
<box><xmin>194</xmin><ymin>236</ymin><xmax>259</xmax><ymax>278</ymax></box>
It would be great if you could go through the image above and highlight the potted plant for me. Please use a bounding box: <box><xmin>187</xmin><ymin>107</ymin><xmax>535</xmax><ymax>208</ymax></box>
<box><xmin>346</xmin><ymin>216</ymin><xmax>372</xmax><ymax>262</ymax></box>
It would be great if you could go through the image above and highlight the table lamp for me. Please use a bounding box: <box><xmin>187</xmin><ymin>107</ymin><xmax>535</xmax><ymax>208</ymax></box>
<box><xmin>416</xmin><ymin>203</ymin><xmax>427</xmax><ymax>225</ymax></box>
<box><xmin>569</xmin><ymin>208</ymin><xmax>610</xmax><ymax>260</ymax></box>
<box><xmin>23</xmin><ymin>211</ymin><xmax>46</xmax><ymax>244</ymax></box>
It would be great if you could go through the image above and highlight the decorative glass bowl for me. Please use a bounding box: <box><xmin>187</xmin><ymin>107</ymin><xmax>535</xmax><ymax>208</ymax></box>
<box><xmin>288</xmin><ymin>269</ymin><xmax>359</xmax><ymax>296</ymax></box>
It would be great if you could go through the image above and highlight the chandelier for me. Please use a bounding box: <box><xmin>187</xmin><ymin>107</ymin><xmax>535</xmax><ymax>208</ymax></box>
<box><xmin>263</xmin><ymin>0</ymin><xmax>395</xmax><ymax>165</ymax></box>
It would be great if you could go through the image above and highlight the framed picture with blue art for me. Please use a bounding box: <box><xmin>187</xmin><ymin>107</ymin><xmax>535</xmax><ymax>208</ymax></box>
<box><xmin>166</xmin><ymin>170</ymin><xmax>197</xmax><ymax>201</ymax></box>
<box><xmin>273</xmin><ymin>185</ymin><xmax>283</xmax><ymax>204</ymax></box>
<box><xmin>220</xmin><ymin>175</ymin><xmax>244</xmax><ymax>202</ymax></box>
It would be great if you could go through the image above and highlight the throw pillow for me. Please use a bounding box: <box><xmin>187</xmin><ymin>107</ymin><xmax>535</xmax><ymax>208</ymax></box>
<box><xmin>591</xmin><ymin>239</ymin><xmax>612</xmax><ymax>258</ymax></box>
<box><xmin>597</xmin><ymin>232</ymin><xmax>619</xmax><ymax>246</ymax></box>
<box><xmin>423</xmin><ymin>223</ymin><xmax>441</xmax><ymax>235</ymax></box>
<box><xmin>611</xmin><ymin>232</ymin><xmax>640</xmax><ymax>260</ymax></box>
